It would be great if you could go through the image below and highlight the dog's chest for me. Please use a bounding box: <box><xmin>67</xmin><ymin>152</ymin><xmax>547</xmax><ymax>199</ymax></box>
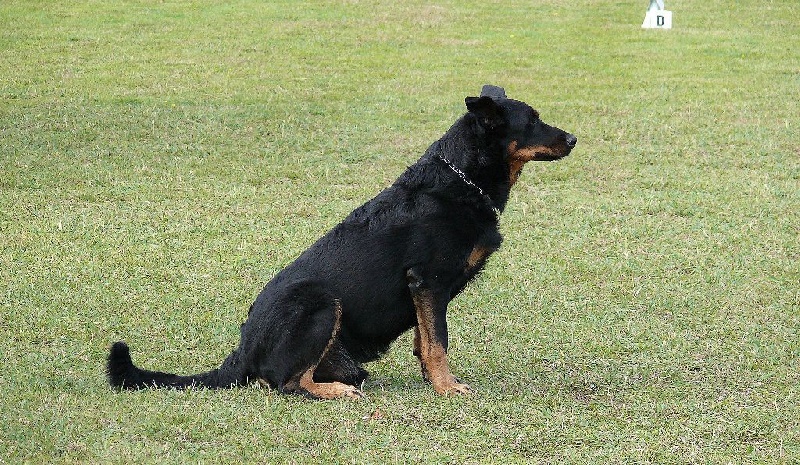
<box><xmin>464</xmin><ymin>228</ymin><xmax>503</xmax><ymax>274</ymax></box>
<box><xmin>466</xmin><ymin>244</ymin><xmax>494</xmax><ymax>271</ymax></box>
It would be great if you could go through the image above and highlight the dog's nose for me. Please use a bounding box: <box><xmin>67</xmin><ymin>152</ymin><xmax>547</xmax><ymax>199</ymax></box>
<box><xmin>565</xmin><ymin>134</ymin><xmax>577</xmax><ymax>148</ymax></box>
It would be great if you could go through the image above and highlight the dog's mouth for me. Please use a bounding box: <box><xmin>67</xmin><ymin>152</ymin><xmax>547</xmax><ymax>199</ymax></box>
<box><xmin>507</xmin><ymin>138</ymin><xmax>575</xmax><ymax>186</ymax></box>
<box><xmin>537</xmin><ymin>134</ymin><xmax>577</xmax><ymax>161</ymax></box>
<box><xmin>532</xmin><ymin>133</ymin><xmax>577</xmax><ymax>161</ymax></box>
<box><xmin>533</xmin><ymin>148</ymin><xmax>571</xmax><ymax>161</ymax></box>
<box><xmin>509</xmin><ymin>144</ymin><xmax>572</xmax><ymax>162</ymax></box>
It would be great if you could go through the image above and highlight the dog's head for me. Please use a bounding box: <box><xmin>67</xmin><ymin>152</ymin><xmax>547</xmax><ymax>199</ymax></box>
<box><xmin>465</xmin><ymin>85</ymin><xmax>576</xmax><ymax>186</ymax></box>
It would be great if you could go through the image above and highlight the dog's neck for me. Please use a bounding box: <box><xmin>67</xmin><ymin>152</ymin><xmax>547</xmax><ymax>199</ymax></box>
<box><xmin>437</xmin><ymin>154</ymin><xmax>486</xmax><ymax>197</ymax></box>
<box><xmin>437</xmin><ymin>154</ymin><xmax>500</xmax><ymax>216</ymax></box>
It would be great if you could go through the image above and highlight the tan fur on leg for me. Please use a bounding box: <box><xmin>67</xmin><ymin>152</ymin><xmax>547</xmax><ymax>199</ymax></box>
<box><xmin>411</xmin><ymin>289</ymin><xmax>472</xmax><ymax>395</ymax></box>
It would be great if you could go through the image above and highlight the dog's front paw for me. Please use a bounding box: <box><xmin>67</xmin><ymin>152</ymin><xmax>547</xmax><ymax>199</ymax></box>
<box><xmin>433</xmin><ymin>379</ymin><xmax>474</xmax><ymax>396</ymax></box>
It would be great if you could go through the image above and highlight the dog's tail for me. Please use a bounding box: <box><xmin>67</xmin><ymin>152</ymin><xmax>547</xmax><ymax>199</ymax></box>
<box><xmin>106</xmin><ymin>341</ymin><xmax>246</xmax><ymax>390</ymax></box>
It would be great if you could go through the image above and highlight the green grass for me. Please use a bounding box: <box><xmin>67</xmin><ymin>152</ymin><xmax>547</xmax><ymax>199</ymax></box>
<box><xmin>2</xmin><ymin>0</ymin><xmax>798</xmax><ymax>462</ymax></box>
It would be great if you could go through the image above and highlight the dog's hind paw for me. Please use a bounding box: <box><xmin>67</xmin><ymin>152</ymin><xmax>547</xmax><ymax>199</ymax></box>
<box><xmin>342</xmin><ymin>385</ymin><xmax>366</xmax><ymax>399</ymax></box>
<box><xmin>302</xmin><ymin>381</ymin><xmax>365</xmax><ymax>400</ymax></box>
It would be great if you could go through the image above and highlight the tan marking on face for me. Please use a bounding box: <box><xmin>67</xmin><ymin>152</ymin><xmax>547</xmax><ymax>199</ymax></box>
<box><xmin>507</xmin><ymin>141</ymin><xmax>558</xmax><ymax>187</ymax></box>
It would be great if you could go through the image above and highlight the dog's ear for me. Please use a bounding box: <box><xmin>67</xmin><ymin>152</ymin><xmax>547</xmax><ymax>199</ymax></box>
<box><xmin>480</xmin><ymin>85</ymin><xmax>507</xmax><ymax>100</ymax></box>
<box><xmin>465</xmin><ymin>96</ymin><xmax>504</xmax><ymax>131</ymax></box>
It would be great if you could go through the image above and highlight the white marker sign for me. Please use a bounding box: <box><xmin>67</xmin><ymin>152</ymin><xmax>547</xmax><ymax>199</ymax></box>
<box><xmin>642</xmin><ymin>0</ymin><xmax>672</xmax><ymax>29</ymax></box>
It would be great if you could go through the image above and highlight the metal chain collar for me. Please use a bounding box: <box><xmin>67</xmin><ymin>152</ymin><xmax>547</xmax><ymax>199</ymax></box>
<box><xmin>437</xmin><ymin>155</ymin><xmax>499</xmax><ymax>215</ymax></box>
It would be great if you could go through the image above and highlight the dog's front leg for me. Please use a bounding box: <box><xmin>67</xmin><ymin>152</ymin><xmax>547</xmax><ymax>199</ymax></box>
<box><xmin>406</xmin><ymin>268</ymin><xmax>472</xmax><ymax>395</ymax></box>
<box><xmin>411</xmin><ymin>326</ymin><xmax>429</xmax><ymax>382</ymax></box>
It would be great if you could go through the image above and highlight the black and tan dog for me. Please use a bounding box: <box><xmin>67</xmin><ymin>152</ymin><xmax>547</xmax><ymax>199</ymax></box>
<box><xmin>107</xmin><ymin>85</ymin><xmax>576</xmax><ymax>398</ymax></box>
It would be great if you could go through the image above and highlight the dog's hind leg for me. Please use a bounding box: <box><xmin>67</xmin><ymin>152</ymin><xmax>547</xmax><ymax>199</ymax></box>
<box><xmin>314</xmin><ymin>340</ymin><xmax>369</xmax><ymax>387</ymax></box>
<box><xmin>280</xmin><ymin>299</ymin><xmax>364</xmax><ymax>400</ymax></box>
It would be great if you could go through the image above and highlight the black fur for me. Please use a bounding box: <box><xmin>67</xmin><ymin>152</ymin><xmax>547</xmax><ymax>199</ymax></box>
<box><xmin>107</xmin><ymin>85</ymin><xmax>576</xmax><ymax>397</ymax></box>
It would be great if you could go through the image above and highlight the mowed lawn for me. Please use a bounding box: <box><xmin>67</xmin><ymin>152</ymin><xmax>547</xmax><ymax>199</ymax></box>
<box><xmin>1</xmin><ymin>0</ymin><xmax>798</xmax><ymax>462</ymax></box>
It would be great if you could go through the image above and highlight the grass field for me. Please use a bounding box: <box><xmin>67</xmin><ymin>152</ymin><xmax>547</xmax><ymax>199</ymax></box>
<box><xmin>1</xmin><ymin>0</ymin><xmax>798</xmax><ymax>462</ymax></box>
